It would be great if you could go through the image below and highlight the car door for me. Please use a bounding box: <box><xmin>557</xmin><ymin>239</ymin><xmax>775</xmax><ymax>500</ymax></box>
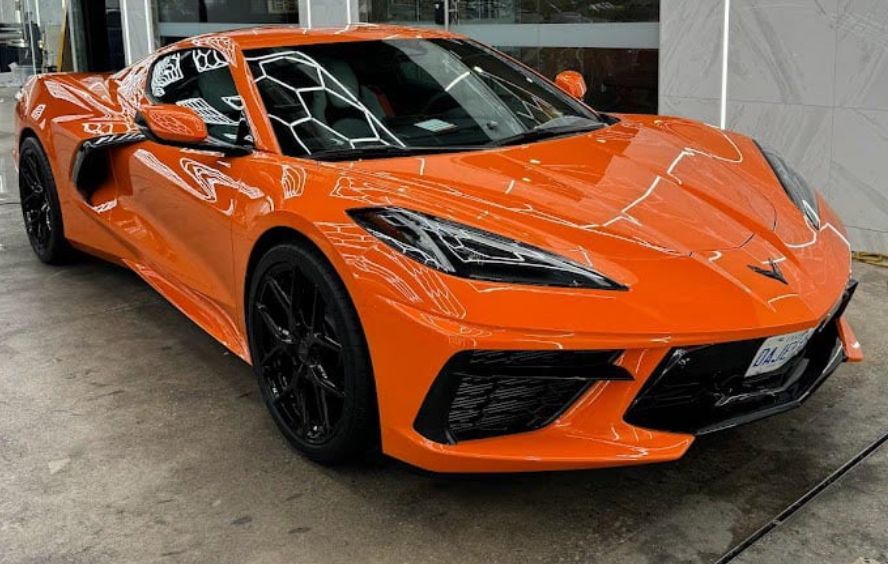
<box><xmin>110</xmin><ymin>47</ymin><xmax>256</xmax><ymax>347</ymax></box>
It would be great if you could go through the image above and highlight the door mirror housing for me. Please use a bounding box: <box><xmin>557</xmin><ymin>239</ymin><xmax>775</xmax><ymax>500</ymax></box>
<box><xmin>137</xmin><ymin>104</ymin><xmax>208</xmax><ymax>145</ymax></box>
<box><xmin>554</xmin><ymin>70</ymin><xmax>587</xmax><ymax>100</ymax></box>
<box><xmin>135</xmin><ymin>104</ymin><xmax>253</xmax><ymax>156</ymax></box>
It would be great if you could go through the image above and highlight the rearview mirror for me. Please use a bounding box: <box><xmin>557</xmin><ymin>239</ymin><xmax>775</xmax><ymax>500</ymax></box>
<box><xmin>136</xmin><ymin>104</ymin><xmax>208</xmax><ymax>145</ymax></box>
<box><xmin>554</xmin><ymin>70</ymin><xmax>587</xmax><ymax>100</ymax></box>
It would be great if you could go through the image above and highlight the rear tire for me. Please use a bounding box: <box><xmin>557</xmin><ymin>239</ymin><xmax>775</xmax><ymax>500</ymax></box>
<box><xmin>247</xmin><ymin>241</ymin><xmax>378</xmax><ymax>464</ymax></box>
<box><xmin>18</xmin><ymin>136</ymin><xmax>75</xmax><ymax>264</ymax></box>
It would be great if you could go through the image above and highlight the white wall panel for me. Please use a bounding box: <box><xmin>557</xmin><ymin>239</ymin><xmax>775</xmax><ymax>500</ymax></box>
<box><xmin>660</xmin><ymin>0</ymin><xmax>888</xmax><ymax>252</ymax></box>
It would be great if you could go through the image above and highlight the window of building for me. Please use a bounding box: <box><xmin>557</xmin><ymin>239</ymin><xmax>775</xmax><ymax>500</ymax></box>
<box><xmin>454</xmin><ymin>0</ymin><xmax>659</xmax><ymax>24</ymax></box>
<box><xmin>159</xmin><ymin>0</ymin><xmax>299</xmax><ymax>23</ymax></box>
<box><xmin>361</xmin><ymin>0</ymin><xmax>440</xmax><ymax>24</ymax></box>
<box><xmin>500</xmin><ymin>47</ymin><xmax>658</xmax><ymax>114</ymax></box>
<box><xmin>157</xmin><ymin>0</ymin><xmax>299</xmax><ymax>44</ymax></box>
<box><xmin>360</xmin><ymin>0</ymin><xmax>660</xmax><ymax>115</ymax></box>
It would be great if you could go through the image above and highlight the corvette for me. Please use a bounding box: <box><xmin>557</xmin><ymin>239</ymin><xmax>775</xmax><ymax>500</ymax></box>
<box><xmin>15</xmin><ymin>24</ymin><xmax>862</xmax><ymax>472</ymax></box>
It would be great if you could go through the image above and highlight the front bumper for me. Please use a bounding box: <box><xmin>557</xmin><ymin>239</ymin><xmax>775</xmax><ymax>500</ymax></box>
<box><xmin>358</xmin><ymin>281</ymin><xmax>860</xmax><ymax>473</ymax></box>
<box><xmin>624</xmin><ymin>281</ymin><xmax>858</xmax><ymax>435</ymax></box>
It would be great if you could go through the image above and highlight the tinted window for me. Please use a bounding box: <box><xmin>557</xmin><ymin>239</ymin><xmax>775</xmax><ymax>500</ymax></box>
<box><xmin>148</xmin><ymin>48</ymin><xmax>245</xmax><ymax>142</ymax></box>
<box><xmin>246</xmin><ymin>38</ymin><xmax>604</xmax><ymax>158</ymax></box>
<box><xmin>158</xmin><ymin>0</ymin><xmax>299</xmax><ymax>24</ymax></box>
<box><xmin>360</xmin><ymin>0</ymin><xmax>659</xmax><ymax>25</ymax></box>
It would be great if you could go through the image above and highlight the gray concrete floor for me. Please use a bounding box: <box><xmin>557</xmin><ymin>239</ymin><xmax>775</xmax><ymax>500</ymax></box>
<box><xmin>0</xmin><ymin>89</ymin><xmax>885</xmax><ymax>563</ymax></box>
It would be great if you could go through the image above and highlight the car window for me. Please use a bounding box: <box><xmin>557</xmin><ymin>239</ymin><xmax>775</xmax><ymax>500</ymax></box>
<box><xmin>148</xmin><ymin>48</ymin><xmax>246</xmax><ymax>143</ymax></box>
<box><xmin>245</xmin><ymin>38</ymin><xmax>605</xmax><ymax>159</ymax></box>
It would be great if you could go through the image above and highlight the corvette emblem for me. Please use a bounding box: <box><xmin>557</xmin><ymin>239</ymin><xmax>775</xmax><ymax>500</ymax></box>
<box><xmin>748</xmin><ymin>259</ymin><xmax>788</xmax><ymax>285</ymax></box>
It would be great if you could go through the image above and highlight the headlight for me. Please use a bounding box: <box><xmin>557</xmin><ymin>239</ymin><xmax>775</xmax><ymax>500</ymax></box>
<box><xmin>348</xmin><ymin>207</ymin><xmax>626</xmax><ymax>290</ymax></box>
<box><xmin>757</xmin><ymin>143</ymin><xmax>820</xmax><ymax>228</ymax></box>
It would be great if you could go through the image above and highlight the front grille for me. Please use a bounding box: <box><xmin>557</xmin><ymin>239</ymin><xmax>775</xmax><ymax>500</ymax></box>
<box><xmin>447</xmin><ymin>376</ymin><xmax>591</xmax><ymax>441</ymax></box>
<box><xmin>624</xmin><ymin>281</ymin><xmax>857</xmax><ymax>435</ymax></box>
<box><xmin>414</xmin><ymin>350</ymin><xmax>632</xmax><ymax>444</ymax></box>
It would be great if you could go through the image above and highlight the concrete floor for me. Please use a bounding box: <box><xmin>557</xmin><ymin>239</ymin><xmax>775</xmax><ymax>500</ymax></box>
<box><xmin>0</xmin><ymin>90</ymin><xmax>885</xmax><ymax>563</ymax></box>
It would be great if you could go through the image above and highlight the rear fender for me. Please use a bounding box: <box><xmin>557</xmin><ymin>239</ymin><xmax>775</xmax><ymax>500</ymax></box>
<box><xmin>15</xmin><ymin>70</ymin><xmax>150</xmax><ymax>248</ymax></box>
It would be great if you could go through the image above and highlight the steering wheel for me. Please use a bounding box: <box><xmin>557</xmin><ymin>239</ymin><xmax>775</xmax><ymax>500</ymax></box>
<box><xmin>419</xmin><ymin>91</ymin><xmax>453</xmax><ymax>115</ymax></box>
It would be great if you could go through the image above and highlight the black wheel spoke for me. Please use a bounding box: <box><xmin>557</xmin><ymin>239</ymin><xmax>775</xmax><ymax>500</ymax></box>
<box><xmin>22</xmin><ymin>170</ymin><xmax>39</xmax><ymax>193</ymax></box>
<box><xmin>309</xmin><ymin>364</ymin><xmax>344</xmax><ymax>399</ymax></box>
<box><xmin>23</xmin><ymin>209</ymin><xmax>37</xmax><ymax>228</ymax></box>
<box><xmin>256</xmin><ymin>303</ymin><xmax>293</xmax><ymax>344</ymax></box>
<box><xmin>316</xmin><ymin>333</ymin><xmax>342</xmax><ymax>353</ymax></box>
<box><xmin>260</xmin><ymin>342</ymin><xmax>286</xmax><ymax>367</ymax></box>
<box><xmin>19</xmin><ymin>147</ymin><xmax>53</xmax><ymax>252</ymax></box>
<box><xmin>267</xmin><ymin>277</ymin><xmax>294</xmax><ymax>322</ymax></box>
<box><xmin>272</xmin><ymin>363</ymin><xmax>306</xmax><ymax>405</ymax></box>
<box><xmin>267</xmin><ymin>276</ymin><xmax>290</xmax><ymax>308</ymax></box>
<box><xmin>295</xmin><ymin>389</ymin><xmax>310</xmax><ymax>429</ymax></box>
<box><xmin>252</xmin><ymin>259</ymin><xmax>347</xmax><ymax>446</ymax></box>
<box><xmin>313</xmin><ymin>379</ymin><xmax>332</xmax><ymax>431</ymax></box>
<box><xmin>22</xmin><ymin>157</ymin><xmax>40</xmax><ymax>190</ymax></box>
<box><xmin>266</xmin><ymin>273</ymin><xmax>305</xmax><ymax>334</ymax></box>
<box><xmin>294</xmin><ymin>304</ymin><xmax>309</xmax><ymax>330</ymax></box>
<box><xmin>308</xmin><ymin>286</ymin><xmax>321</xmax><ymax>332</ymax></box>
<box><xmin>300</xmin><ymin>365</ymin><xmax>334</xmax><ymax>436</ymax></box>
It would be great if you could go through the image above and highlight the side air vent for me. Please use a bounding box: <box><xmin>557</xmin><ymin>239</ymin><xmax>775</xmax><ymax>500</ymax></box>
<box><xmin>71</xmin><ymin>132</ymin><xmax>145</xmax><ymax>201</ymax></box>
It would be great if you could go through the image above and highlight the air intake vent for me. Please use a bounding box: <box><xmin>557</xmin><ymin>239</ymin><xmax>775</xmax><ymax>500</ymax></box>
<box><xmin>414</xmin><ymin>350</ymin><xmax>632</xmax><ymax>444</ymax></box>
<box><xmin>624</xmin><ymin>281</ymin><xmax>857</xmax><ymax>435</ymax></box>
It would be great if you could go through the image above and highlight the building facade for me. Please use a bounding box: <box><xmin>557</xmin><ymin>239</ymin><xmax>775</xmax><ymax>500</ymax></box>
<box><xmin>3</xmin><ymin>0</ymin><xmax>886</xmax><ymax>252</ymax></box>
<box><xmin>661</xmin><ymin>0</ymin><xmax>888</xmax><ymax>254</ymax></box>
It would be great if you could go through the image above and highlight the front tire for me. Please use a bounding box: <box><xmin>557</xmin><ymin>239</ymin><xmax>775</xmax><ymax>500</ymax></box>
<box><xmin>18</xmin><ymin>136</ymin><xmax>74</xmax><ymax>264</ymax></box>
<box><xmin>247</xmin><ymin>241</ymin><xmax>378</xmax><ymax>464</ymax></box>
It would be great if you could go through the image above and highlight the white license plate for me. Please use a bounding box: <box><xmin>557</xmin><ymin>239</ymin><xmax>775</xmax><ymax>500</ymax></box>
<box><xmin>746</xmin><ymin>329</ymin><xmax>815</xmax><ymax>377</ymax></box>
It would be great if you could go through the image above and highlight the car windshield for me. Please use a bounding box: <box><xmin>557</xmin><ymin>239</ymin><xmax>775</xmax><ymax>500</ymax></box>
<box><xmin>245</xmin><ymin>38</ymin><xmax>607</xmax><ymax>160</ymax></box>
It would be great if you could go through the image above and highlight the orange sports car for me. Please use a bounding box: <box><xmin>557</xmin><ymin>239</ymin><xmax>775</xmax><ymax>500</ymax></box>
<box><xmin>15</xmin><ymin>25</ymin><xmax>862</xmax><ymax>472</ymax></box>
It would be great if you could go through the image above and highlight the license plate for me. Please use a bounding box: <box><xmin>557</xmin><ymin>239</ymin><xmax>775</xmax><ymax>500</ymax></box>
<box><xmin>746</xmin><ymin>329</ymin><xmax>815</xmax><ymax>377</ymax></box>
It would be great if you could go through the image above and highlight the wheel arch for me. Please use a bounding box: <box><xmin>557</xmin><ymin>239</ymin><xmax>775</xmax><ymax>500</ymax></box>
<box><xmin>16</xmin><ymin>78</ymin><xmax>60</xmax><ymax>162</ymax></box>
<box><xmin>17</xmin><ymin>110</ymin><xmax>75</xmax><ymax>211</ymax></box>
<box><xmin>19</xmin><ymin>126</ymin><xmax>40</xmax><ymax>147</ymax></box>
<box><xmin>242</xmin><ymin>222</ymin><xmax>382</xmax><ymax>452</ymax></box>
<box><xmin>17</xmin><ymin>126</ymin><xmax>48</xmax><ymax>167</ymax></box>
<box><xmin>242</xmin><ymin>221</ymin><xmax>363</xmax><ymax>340</ymax></box>
<box><xmin>243</xmin><ymin>225</ymin><xmax>321</xmax><ymax>317</ymax></box>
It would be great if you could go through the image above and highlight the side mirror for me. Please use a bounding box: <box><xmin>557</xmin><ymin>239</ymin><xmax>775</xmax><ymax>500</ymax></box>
<box><xmin>136</xmin><ymin>104</ymin><xmax>208</xmax><ymax>145</ymax></box>
<box><xmin>555</xmin><ymin>70</ymin><xmax>587</xmax><ymax>100</ymax></box>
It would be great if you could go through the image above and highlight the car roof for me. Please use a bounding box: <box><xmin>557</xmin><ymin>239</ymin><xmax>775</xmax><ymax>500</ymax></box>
<box><xmin>170</xmin><ymin>23</ymin><xmax>459</xmax><ymax>53</ymax></box>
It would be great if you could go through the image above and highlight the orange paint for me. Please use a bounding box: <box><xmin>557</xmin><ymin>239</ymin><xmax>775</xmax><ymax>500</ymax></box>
<box><xmin>14</xmin><ymin>25</ymin><xmax>860</xmax><ymax>472</ymax></box>
<box><xmin>555</xmin><ymin>70</ymin><xmax>587</xmax><ymax>99</ymax></box>
<box><xmin>139</xmin><ymin>104</ymin><xmax>209</xmax><ymax>145</ymax></box>
<box><xmin>838</xmin><ymin>317</ymin><xmax>863</xmax><ymax>363</ymax></box>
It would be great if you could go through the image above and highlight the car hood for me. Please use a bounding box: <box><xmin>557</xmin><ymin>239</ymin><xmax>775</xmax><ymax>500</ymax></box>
<box><xmin>346</xmin><ymin>115</ymin><xmax>781</xmax><ymax>261</ymax></box>
<box><xmin>313</xmin><ymin>116</ymin><xmax>851</xmax><ymax>334</ymax></box>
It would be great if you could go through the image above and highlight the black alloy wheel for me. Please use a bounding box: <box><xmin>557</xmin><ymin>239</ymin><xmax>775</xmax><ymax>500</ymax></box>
<box><xmin>248</xmin><ymin>242</ymin><xmax>378</xmax><ymax>463</ymax></box>
<box><xmin>18</xmin><ymin>136</ymin><xmax>73</xmax><ymax>264</ymax></box>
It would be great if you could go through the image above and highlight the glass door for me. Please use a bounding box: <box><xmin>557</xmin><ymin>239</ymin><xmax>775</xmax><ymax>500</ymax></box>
<box><xmin>361</xmin><ymin>0</ymin><xmax>660</xmax><ymax>114</ymax></box>
<box><xmin>0</xmin><ymin>0</ymin><xmax>68</xmax><ymax>84</ymax></box>
<box><xmin>157</xmin><ymin>0</ymin><xmax>300</xmax><ymax>44</ymax></box>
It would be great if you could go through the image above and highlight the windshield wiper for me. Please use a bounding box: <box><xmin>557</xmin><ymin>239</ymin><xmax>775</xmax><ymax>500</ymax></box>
<box><xmin>309</xmin><ymin>144</ymin><xmax>471</xmax><ymax>162</ymax></box>
<box><xmin>487</xmin><ymin>123</ymin><xmax>607</xmax><ymax>148</ymax></box>
<box><xmin>308</xmin><ymin>122</ymin><xmax>607</xmax><ymax>161</ymax></box>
